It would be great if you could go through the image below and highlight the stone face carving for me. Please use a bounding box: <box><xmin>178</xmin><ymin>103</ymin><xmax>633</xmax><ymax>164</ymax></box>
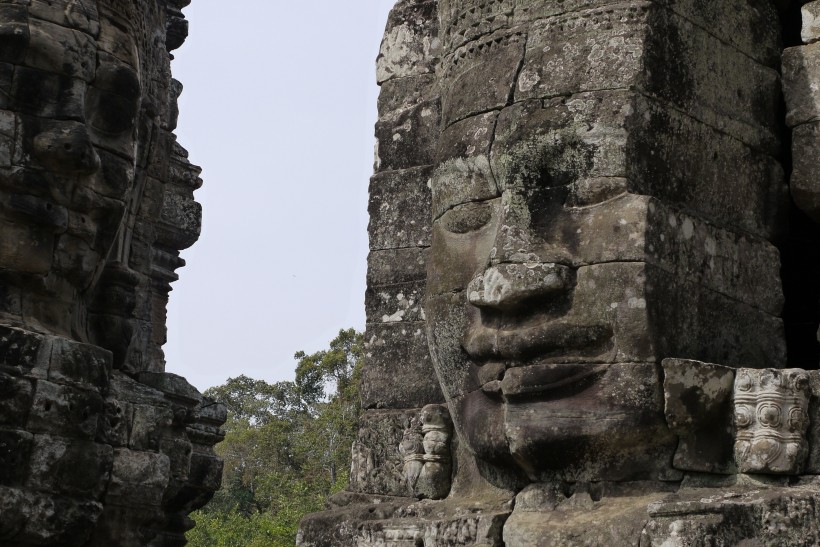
<box><xmin>0</xmin><ymin>1</ymin><xmax>223</xmax><ymax>545</ymax></box>
<box><xmin>734</xmin><ymin>368</ymin><xmax>811</xmax><ymax>474</ymax></box>
<box><xmin>425</xmin><ymin>0</ymin><xmax>785</xmax><ymax>483</ymax></box>
<box><xmin>298</xmin><ymin>1</ymin><xmax>820</xmax><ymax>546</ymax></box>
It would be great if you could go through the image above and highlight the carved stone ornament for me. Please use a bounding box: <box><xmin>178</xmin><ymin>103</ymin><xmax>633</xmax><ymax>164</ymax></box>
<box><xmin>734</xmin><ymin>368</ymin><xmax>811</xmax><ymax>474</ymax></box>
<box><xmin>399</xmin><ymin>404</ymin><xmax>452</xmax><ymax>499</ymax></box>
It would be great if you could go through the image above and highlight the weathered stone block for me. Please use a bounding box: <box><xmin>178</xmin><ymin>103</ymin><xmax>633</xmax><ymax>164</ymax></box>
<box><xmin>359</xmin><ymin>508</ymin><xmax>511</xmax><ymax>547</ymax></box>
<box><xmin>627</xmin><ymin>94</ymin><xmax>787</xmax><ymax>240</ymax></box>
<box><xmin>49</xmin><ymin>337</ymin><xmax>112</xmax><ymax>392</ymax></box>
<box><xmin>0</xmin><ymin>63</ymin><xmax>12</xmax><ymax>110</ymax></box>
<box><xmin>789</xmin><ymin>121</ymin><xmax>820</xmax><ymax>222</ymax></box>
<box><xmin>803</xmin><ymin>1</ymin><xmax>820</xmax><ymax>44</ymax></box>
<box><xmin>490</xmin><ymin>91</ymin><xmax>787</xmax><ymax>239</ymax></box>
<box><xmin>159</xmin><ymin>435</ymin><xmax>192</xmax><ymax>483</ymax></box>
<box><xmin>0</xmin><ymin>372</ymin><xmax>33</xmax><ymax>427</ymax></box>
<box><xmin>297</xmin><ymin>499</ymin><xmax>415</xmax><ymax>547</ymax></box>
<box><xmin>642</xmin><ymin>8</ymin><xmax>780</xmax><ymax>151</ymax></box>
<box><xmin>440</xmin><ymin>28</ymin><xmax>525</xmax><ymax>127</ymax></box>
<box><xmin>645</xmin><ymin>199</ymin><xmax>784</xmax><ymax>315</ymax></box>
<box><xmin>0</xmin><ymin>485</ymin><xmax>28</xmax><ymax>541</ymax></box>
<box><xmin>804</xmin><ymin>370</ymin><xmax>820</xmax><ymax>473</ymax></box>
<box><xmin>108</xmin><ymin>448</ymin><xmax>170</xmax><ymax>506</ymax></box>
<box><xmin>351</xmin><ymin>409</ymin><xmax>419</xmax><ymax>497</ymax></box>
<box><xmin>129</xmin><ymin>403</ymin><xmax>173</xmax><ymax>451</ymax></box>
<box><xmin>508</xmin><ymin>0</ymin><xmax>781</xmax><ymax>67</ymax></box>
<box><xmin>516</xmin><ymin>4</ymin><xmax>649</xmax><ymax>102</ymax></box>
<box><xmin>361</xmin><ymin>322</ymin><xmax>443</xmax><ymax>409</ymax></box>
<box><xmin>157</xmin><ymin>190</ymin><xmax>201</xmax><ymax>250</ymax></box>
<box><xmin>186</xmin><ymin>451</ymin><xmax>223</xmax><ymax>493</ymax></box>
<box><xmin>367</xmin><ymin>248</ymin><xmax>427</xmax><ymax>287</ymax></box>
<box><xmin>377</xmin><ymin>0</ymin><xmax>439</xmax><ymax>84</ymax></box>
<box><xmin>645</xmin><ymin>266</ymin><xmax>786</xmax><ymax>368</ymax></box>
<box><xmin>662</xmin><ymin>359</ymin><xmax>735</xmax><ymax>473</ymax></box>
<box><xmin>505</xmin><ymin>484</ymin><xmax>654</xmax><ymax>547</ymax></box>
<box><xmin>365</xmin><ymin>280</ymin><xmax>425</xmax><ymax>325</ymax></box>
<box><xmin>0</xmin><ymin>219</ymin><xmax>53</xmax><ymax>274</ymax></box>
<box><xmin>137</xmin><ymin>371</ymin><xmax>202</xmax><ymax>405</ymax></box>
<box><xmin>368</xmin><ymin>166</ymin><xmax>433</xmax><ymax>250</ymax></box>
<box><xmin>0</xmin><ymin>428</ymin><xmax>32</xmax><ymax>487</ymax></box>
<box><xmin>27</xmin><ymin>435</ymin><xmax>113</xmax><ymax>499</ymax></box>
<box><xmin>433</xmin><ymin>110</ymin><xmax>499</xmax><ymax>218</ymax></box>
<box><xmin>499</xmin><ymin>362</ymin><xmax>676</xmax><ymax>482</ymax></box>
<box><xmin>375</xmin><ymin>97</ymin><xmax>440</xmax><ymax>172</ymax></box>
<box><xmin>377</xmin><ymin>73</ymin><xmax>438</xmax><ymax>123</ymax></box>
<box><xmin>11</xmin><ymin>489</ymin><xmax>103</xmax><ymax>547</ymax></box>
<box><xmin>27</xmin><ymin>380</ymin><xmax>103</xmax><ymax>440</ymax></box>
<box><xmin>29</xmin><ymin>0</ymin><xmax>100</xmax><ymax>37</ymax></box>
<box><xmin>96</xmin><ymin>396</ymin><xmax>130</xmax><ymax>448</ymax></box>
<box><xmin>783</xmin><ymin>42</ymin><xmax>820</xmax><ymax>127</ymax></box>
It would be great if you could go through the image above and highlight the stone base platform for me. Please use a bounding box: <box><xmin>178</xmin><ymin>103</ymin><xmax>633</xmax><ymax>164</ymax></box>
<box><xmin>299</xmin><ymin>478</ymin><xmax>820</xmax><ymax>546</ymax></box>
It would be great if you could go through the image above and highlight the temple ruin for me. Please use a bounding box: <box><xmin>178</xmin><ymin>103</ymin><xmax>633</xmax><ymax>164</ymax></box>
<box><xmin>0</xmin><ymin>1</ymin><xmax>224</xmax><ymax>545</ymax></box>
<box><xmin>299</xmin><ymin>0</ymin><xmax>820</xmax><ymax>545</ymax></box>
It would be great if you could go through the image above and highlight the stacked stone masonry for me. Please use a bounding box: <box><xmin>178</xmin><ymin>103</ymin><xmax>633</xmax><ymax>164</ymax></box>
<box><xmin>0</xmin><ymin>1</ymin><xmax>225</xmax><ymax>546</ymax></box>
<box><xmin>299</xmin><ymin>0</ymin><xmax>820</xmax><ymax>545</ymax></box>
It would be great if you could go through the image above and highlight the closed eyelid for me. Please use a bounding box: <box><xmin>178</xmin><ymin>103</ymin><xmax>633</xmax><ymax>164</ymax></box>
<box><xmin>438</xmin><ymin>200</ymin><xmax>496</xmax><ymax>234</ymax></box>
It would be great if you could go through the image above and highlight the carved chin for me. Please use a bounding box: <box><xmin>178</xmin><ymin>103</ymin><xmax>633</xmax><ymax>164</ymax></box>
<box><xmin>458</xmin><ymin>363</ymin><xmax>677</xmax><ymax>481</ymax></box>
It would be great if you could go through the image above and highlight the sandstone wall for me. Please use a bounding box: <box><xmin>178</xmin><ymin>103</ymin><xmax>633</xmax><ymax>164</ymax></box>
<box><xmin>0</xmin><ymin>1</ymin><xmax>225</xmax><ymax>545</ymax></box>
<box><xmin>353</xmin><ymin>0</ymin><xmax>444</xmax><ymax>497</ymax></box>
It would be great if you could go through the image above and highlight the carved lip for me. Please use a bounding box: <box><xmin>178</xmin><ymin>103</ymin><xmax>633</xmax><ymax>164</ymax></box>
<box><xmin>499</xmin><ymin>363</ymin><xmax>608</xmax><ymax>399</ymax></box>
<box><xmin>463</xmin><ymin>319</ymin><xmax>613</xmax><ymax>363</ymax></box>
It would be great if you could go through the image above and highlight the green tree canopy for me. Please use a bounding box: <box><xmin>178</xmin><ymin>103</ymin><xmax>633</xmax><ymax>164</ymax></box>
<box><xmin>188</xmin><ymin>328</ymin><xmax>364</xmax><ymax>547</ymax></box>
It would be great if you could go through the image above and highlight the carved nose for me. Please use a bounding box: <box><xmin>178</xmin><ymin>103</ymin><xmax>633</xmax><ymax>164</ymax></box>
<box><xmin>32</xmin><ymin>122</ymin><xmax>101</xmax><ymax>175</ymax></box>
<box><xmin>467</xmin><ymin>263</ymin><xmax>575</xmax><ymax>310</ymax></box>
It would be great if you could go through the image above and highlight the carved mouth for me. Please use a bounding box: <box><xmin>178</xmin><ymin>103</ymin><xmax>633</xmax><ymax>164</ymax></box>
<box><xmin>499</xmin><ymin>362</ymin><xmax>609</xmax><ymax>400</ymax></box>
<box><xmin>463</xmin><ymin>319</ymin><xmax>613</xmax><ymax>363</ymax></box>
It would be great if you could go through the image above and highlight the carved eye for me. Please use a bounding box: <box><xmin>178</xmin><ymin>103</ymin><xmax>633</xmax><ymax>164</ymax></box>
<box><xmin>86</xmin><ymin>65</ymin><xmax>140</xmax><ymax>135</ymax></box>
<box><xmin>439</xmin><ymin>201</ymin><xmax>493</xmax><ymax>234</ymax></box>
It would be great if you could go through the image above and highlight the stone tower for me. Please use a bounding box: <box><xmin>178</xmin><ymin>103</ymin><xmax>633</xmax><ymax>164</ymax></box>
<box><xmin>0</xmin><ymin>1</ymin><xmax>224</xmax><ymax>545</ymax></box>
<box><xmin>299</xmin><ymin>0</ymin><xmax>820</xmax><ymax>545</ymax></box>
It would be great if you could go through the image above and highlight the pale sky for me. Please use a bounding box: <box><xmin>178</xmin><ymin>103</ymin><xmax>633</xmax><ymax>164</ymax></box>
<box><xmin>166</xmin><ymin>1</ymin><xmax>397</xmax><ymax>390</ymax></box>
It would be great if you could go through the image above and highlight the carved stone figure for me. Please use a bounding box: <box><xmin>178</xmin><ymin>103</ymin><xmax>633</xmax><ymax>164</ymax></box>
<box><xmin>0</xmin><ymin>1</ymin><xmax>223</xmax><ymax>545</ymax></box>
<box><xmin>400</xmin><ymin>404</ymin><xmax>452</xmax><ymax>499</ymax></box>
<box><xmin>299</xmin><ymin>1</ymin><xmax>820</xmax><ymax>546</ymax></box>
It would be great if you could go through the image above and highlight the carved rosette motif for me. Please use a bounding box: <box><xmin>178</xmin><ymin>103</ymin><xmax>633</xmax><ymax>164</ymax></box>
<box><xmin>734</xmin><ymin>368</ymin><xmax>810</xmax><ymax>474</ymax></box>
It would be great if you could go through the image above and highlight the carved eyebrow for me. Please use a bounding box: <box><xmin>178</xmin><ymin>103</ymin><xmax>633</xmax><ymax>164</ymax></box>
<box><xmin>431</xmin><ymin>156</ymin><xmax>500</xmax><ymax>219</ymax></box>
<box><xmin>433</xmin><ymin>196</ymin><xmax>498</xmax><ymax>223</ymax></box>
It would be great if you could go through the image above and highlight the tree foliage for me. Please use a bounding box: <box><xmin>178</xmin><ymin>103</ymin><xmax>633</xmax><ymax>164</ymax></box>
<box><xmin>187</xmin><ymin>328</ymin><xmax>364</xmax><ymax>546</ymax></box>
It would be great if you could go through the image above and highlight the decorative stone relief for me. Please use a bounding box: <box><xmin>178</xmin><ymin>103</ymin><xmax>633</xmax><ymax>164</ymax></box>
<box><xmin>399</xmin><ymin>404</ymin><xmax>452</xmax><ymax>500</ymax></box>
<box><xmin>734</xmin><ymin>369</ymin><xmax>811</xmax><ymax>475</ymax></box>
